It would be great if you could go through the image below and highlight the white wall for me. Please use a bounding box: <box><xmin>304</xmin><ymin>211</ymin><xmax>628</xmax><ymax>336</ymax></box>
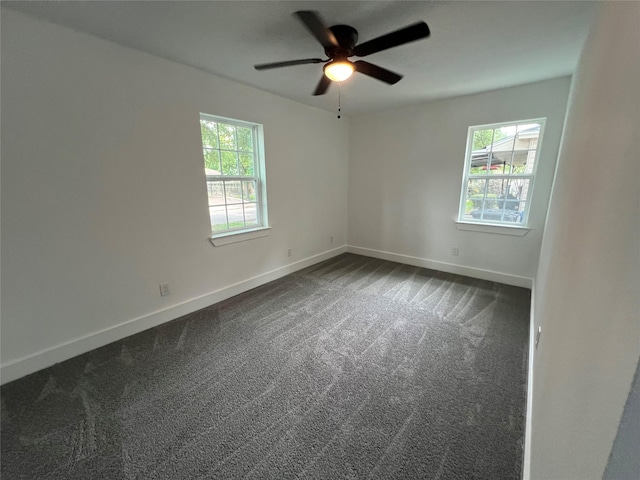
<box><xmin>0</xmin><ymin>9</ymin><xmax>348</xmax><ymax>382</ymax></box>
<box><xmin>347</xmin><ymin>77</ymin><xmax>571</xmax><ymax>286</ymax></box>
<box><xmin>530</xmin><ymin>2</ymin><xmax>640</xmax><ymax>479</ymax></box>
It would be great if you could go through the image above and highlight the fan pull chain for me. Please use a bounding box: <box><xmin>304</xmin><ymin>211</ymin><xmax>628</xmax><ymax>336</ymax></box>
<box><xmin>337</xmin><ymin>87</ymin><xmax>342</xmax><ymax>119</ymax></box>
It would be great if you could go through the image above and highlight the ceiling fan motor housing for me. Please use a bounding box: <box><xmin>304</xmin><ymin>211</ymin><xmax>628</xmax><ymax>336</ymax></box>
<box><xmin>326</xmin><ymin>25</ymin><xmax>359</xmax><ymax>59</ymax></box>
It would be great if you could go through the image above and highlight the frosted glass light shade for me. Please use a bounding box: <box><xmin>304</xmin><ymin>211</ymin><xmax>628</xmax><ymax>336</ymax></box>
<box><xmin>324</xmin><ymin>61</ymin><xmax>354</xmax><ymax>82</ymax></box>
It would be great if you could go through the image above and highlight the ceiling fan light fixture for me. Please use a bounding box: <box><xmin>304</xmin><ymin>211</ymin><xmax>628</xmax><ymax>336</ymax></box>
<box><xmin>254</xmin><ymin>11</ymin><xmax>430</xmax><ymax>95</ymax></box>
<box><xmin>323</xmin><ymin>60</ymin><xmax>354</xmax><ymax>82</ymax></box>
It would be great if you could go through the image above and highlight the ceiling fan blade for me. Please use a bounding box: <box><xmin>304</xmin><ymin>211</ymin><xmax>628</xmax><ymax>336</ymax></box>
<box><xmin>313</xmin><ymin>75</ymin><xmax>332</xmax><ymax>95</ymax></box>
<box><xmin>294</xmin><ymin>11</ymin><xmax>339</xmax><ymax>49</ymax></box>
<box><xmin>354</xmin><ymin>21</ymin><xmax>430</xmax><ymax>57</ymax></box>
<box><xmin>354</xmin><ymin>60</ymin><xmax>403</xmax><ymax>84</ymax></box>
<box><xmin>254</xmin><ymin>58</ymin><xmax>326</xmax><ymax>70</ymax></box>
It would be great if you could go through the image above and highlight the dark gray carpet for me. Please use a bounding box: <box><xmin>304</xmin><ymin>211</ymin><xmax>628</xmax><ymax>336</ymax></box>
<box><xmin>1</xmin><ymin>254</ymin><xmax>530</xmax><ymax>479</ymax></box>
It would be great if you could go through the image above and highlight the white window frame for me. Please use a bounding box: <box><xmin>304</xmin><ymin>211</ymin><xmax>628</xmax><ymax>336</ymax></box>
<box><xmin>199</xmin><ymin>113</ymin><xmax>269</xmax><ymax>244</ymax></box>
<box><xmin>457</xmin><ymin>118</ymin><xmax>546</xmax><ymax>231</ymax></box>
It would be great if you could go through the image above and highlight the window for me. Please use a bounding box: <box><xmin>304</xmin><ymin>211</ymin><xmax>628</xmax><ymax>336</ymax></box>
<box><xmin>199</xmin><ymin>114</ymin><xmax>268</xmax><ymax>237</ymax></box>
<box><xmin>458</xmin><ymin>119</ymin><xmax>545</xmax><ymax>227</ymax></box>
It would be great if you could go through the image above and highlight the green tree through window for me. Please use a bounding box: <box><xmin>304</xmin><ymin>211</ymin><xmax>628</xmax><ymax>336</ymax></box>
<box><xmin>472</xmin><ymin>128</ymin><xmax>507</xmax><ymax>151</ymax></box>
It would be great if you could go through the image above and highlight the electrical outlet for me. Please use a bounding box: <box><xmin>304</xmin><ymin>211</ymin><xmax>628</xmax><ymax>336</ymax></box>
<box><xmin>159</xmin><ymin>282</ymin><xmax>170</xmax><ymax>297</ymax></box>
<box><xmin>451</xmin><ymin>246</ymin><xmax>459</xmax><ymax>256</ymax></box>
<box><xmin>287</xmin><ymin>248</ymin><xmax>292</xmax><ymax>257</ymax></box>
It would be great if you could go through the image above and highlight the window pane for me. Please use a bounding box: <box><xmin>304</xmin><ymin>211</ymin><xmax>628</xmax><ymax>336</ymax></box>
<box><xmin>497</xmin><ymin>180</ymin><xmax>518</xmax><ymax>209</ymax></box>
<box><xmin>517</xmin><ymin>123</ymin><xmax>541</xmax><ymax>137</ymax></box>
<box><xmin>208</xmin><ymin>181</ymin><xmax>225</xmax><ymax>206</ymax></box>
<box><xmin>243</xmin><ymin>180</ymin><xmax>256</xmax><ymax>202</ymax></box>
<box><xmin>465</xmin><ymin>178</ymin><xmax>486</xmax><ymax>216</ymax></box>
<box><xmin>491</xmin><ymin>126</ymin><xmax>516</xmax><ymax>152</ymax></box>
<box><xmin>486</xmin><ymin>178</ymin><xmax>507</xmax><ymax>208</ymax></box>
<box><xmin>221</xmin><ymin>151</ymin><xmax>239</xmax><ymax>176</ymax></box>
<box><xmin>203</xmin><ymin>149</ymin><xmax>220</xmax><ymax>172</ymax></box>
<box><xmin>244</xmin><ymin>203</ymin><xmax>258</xmax><ymax>226</ymax></box>
<box><xmin>237</xmin><ymin>127</ymin><xmax>253</xmax><ymax>152</ymax></box>
<box><xmin>506</xmin><ymin>150</ymin><xmax>530</xmax><ymax>173</ymax></box>
<box><xmin>472</xmin><ymin>129</ymin><xmax>495</xmax><ymax>151</ymax></box>
<box><xmin>227</xmin><ymin>204</ymin><xmax>245</xmax><ymax>229</ymax></box>
<box><xmin>504</xmin><ymin>200</ymin><xmax>520</xmax><ymax>211</ymax></box>
<box><xmin>469</xmin><ymin>152</ymin><xmax>489</xmax><ymax>174</ymax></box>
<box><xmin>225</xmin><ymin>181</ymin><xmax>242</xmax><ymax>204</ymax></box>
<box><xmin>498</xmin><ymin>179</ymin><xmax>529</xmax><ymax>223</ymax></box>
<box><xmin>239</xmin><ymin>153</ymin><xmax>254</xmax><ymax>176</ymax></box>
<box><xmin>488</xmin><ymin>151</ymin><xmax>511</xmax><ymax>174</ymax></box>
<box><xmin>511</xmin><ymin>178</ymin><xmax>531</xmax><ymax>202</ymax></box>
<box><xmin>200</xmin><ymin>120</ymin><xmax>218</xmax><ymax>148</ymax></box>
<box><xmin>488</xmin><ymin>152</ymin><xmax>537</xmax><ymax>175</ymax></box>
<box><xmin>218</xmin><ymin>123</ymin><xmax>236</xmax><ymax>150</ymax></box>
<box><xmin>210</xmin><ymin>206</ymin><xmax>228</xmax><ymax>231</ymax></box>
<box><xmin>478</xmin><ymin>202</ymin><xmax>496</xmax><ymax>221</ymax></box>
<box><xmin>484</xmin><ymin>210</ymin><xmax>521</xmax><ymax>223</ymax></box>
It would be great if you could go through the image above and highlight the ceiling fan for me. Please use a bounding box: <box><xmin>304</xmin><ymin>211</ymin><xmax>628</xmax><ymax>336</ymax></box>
<box><xmin>254</xmin><ymin>11</ymin><xmax>430</xmax><ymax>95</ymax></box>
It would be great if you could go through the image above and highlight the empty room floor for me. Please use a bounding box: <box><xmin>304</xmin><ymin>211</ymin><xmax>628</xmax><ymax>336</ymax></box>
<box><xmin>1</xmin><ymin>254</ymin><xmax>530</xmax><ymax>479</ymax></box>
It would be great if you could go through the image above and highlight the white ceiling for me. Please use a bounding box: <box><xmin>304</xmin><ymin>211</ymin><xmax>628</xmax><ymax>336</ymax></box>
<box><xmin>4</xmin><ymin>0</ymin><xmax>597</xmax><ymax>115</ymax></box>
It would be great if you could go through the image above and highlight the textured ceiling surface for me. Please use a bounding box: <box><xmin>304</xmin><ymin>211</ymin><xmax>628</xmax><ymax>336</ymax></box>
<box><xmin>4</xmin><ymin>1</ymin><xmax>597</xmax><ymax>115</ymax></box>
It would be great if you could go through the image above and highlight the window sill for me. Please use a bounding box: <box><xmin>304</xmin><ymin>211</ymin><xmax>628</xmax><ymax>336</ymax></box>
<box><xmin>454</xmin><ymin>220</ymin><xmax>531</xmax><ymax>236</ymax></box>
<box><xmin>209</xmin><ymin>226</ymin><xmax>271</xmax><ymax>246</ymax></box>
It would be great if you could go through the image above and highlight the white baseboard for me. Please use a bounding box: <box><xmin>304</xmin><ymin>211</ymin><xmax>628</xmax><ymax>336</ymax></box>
<box><xmin>1</xmin><ymin>245</ymin><xmax>531</xmax><ymax>384</ymax></box>
<box><xmin>346</xmin><ymin>245</ymin><xmax>533</xmax><ymax>288</ymax></box>
<box><xmin>0</xmin><ymin>247</ymin><xmax>347</xmax><ymax>385</ymax></box>
<box><xmin>522</xmin><ymin>281</ymin><xmax>536</xmax><ymax>480</ymax></box>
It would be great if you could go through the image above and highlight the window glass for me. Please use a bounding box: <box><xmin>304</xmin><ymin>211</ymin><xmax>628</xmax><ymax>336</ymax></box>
<box><xmin>200</xmin><ymin>114</ymin><xmax>268</xmax><ymax>236</ymax></box>
<box><xmin>459</xmin><ymin>119</ymin><xmax>544</xmax><ymax>226</ymax></box>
